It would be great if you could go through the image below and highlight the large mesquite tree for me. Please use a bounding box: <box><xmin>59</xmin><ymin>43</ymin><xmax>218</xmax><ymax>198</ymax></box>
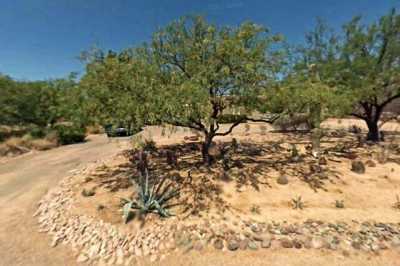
<box><xmin>143</xmin><ymin>16</ymin><xmax>282</xmax><ymax>164</ymax></box>
<box><xmin>337</xmin><ymin>9</ymin><xmax>400</xmax><ymax>141</ymax></box>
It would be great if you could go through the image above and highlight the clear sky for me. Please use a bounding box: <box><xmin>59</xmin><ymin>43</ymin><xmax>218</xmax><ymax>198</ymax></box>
<box><xmin>0</xmin><ymin>0</ymin><xmax>399</xmax><ymax>81</ymax></box>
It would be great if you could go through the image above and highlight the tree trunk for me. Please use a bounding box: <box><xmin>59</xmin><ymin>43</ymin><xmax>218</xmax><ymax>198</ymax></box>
<box><xmin>201</xmin><ymin>133</ymin><xmax>213</xmax><ymax>165</ymax></box>
<box><xmin>366</xmin><ymin>120</ymin><xmax>381</xmax><ymax>142</ymax></box>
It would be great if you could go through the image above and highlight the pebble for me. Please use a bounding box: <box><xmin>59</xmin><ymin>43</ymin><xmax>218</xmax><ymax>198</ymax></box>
<box><xmin>391</xmin><ymin>237</ymin><xmax>400</xmax><ymax>248</ymax></box>
<box><xmin>248</xmin><ymin>241</ymin><xmax>259</xmax><ymax>250</ymax></box>
<box><xmin>239</xmin><ymin>239</ymin><xmax>249</xmax><ymax>250</ymax></box>
<box><xmin>213</xmin><ymin>239</ymin><xmax>224</xmax><ymax>250</ymax></box>
<box><xmin>293</xmin><ymin>239</ymin><xmax>302</xmax><ymax>249</ymax></box>
<box><xmin>276</xmin><ymin>175</ymin><xmax>289</xmax><ymax>185</ymax></box>
<box><xmin>261</xmin><ymin>238</ymin><xmax>272</xmax><ymax>248</ymax></box>
<box><xmin>281</xmin><ymin>238</ymin><xmax>293</xmax><ymax>248</ymax></box>
<box><xmin>311</xmin><ymin>236</ymin><xmax>325</xmax><ymax>249</ymax></box>
<box><xmin>77</xmin><ymin>254</ymin><xmax>89</xmax><ymax>263</ymax></box>
<box><xmin>227</xmin><ymin>240</ymin><xmax>239</xmax><ymax>251</ymax></box>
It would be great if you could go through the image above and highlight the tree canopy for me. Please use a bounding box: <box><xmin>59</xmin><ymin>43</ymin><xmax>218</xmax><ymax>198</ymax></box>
<box><xmin>141</xmin><ymin>16</ymin><xmax>284</xmax><ymax>163</ymax></box>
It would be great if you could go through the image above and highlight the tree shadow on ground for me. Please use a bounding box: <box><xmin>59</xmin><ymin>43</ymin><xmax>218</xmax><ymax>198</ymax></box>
<box><xmin>91</xmin><ymin>134</ymin><xmax>367</xmax><ymax>220</ymax></box>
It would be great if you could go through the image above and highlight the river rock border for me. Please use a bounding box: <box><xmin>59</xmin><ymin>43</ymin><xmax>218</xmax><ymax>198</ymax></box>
<box><xmin>35</xmin><ymin>161</ymin><xmax>400</xmax><ymax>265</ymax></box>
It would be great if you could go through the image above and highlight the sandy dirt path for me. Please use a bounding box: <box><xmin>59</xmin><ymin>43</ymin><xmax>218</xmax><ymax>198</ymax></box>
<box><xmin>0</xmin><ymin>135</ymin><xmax>129</xmax><ymax>266</ymax></box>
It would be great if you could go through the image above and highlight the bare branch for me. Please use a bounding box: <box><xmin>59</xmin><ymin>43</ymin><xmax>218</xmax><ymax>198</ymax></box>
<box><xmin>214</xmin><ymin>118</ymin><xmax>246</xmax><ymax>136</ymax></box>
<box><xmin>351</xmin><ymin>112</ymin><xmax>365</xmax><ymax>119</ymax></box>
<box><xmin>380</xmin><ymin>92</ymin><xmax>400</xmax><ymax>108</ymax></box>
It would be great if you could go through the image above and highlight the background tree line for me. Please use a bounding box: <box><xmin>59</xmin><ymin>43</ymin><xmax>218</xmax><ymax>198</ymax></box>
<box><xmin>1</xmin><ymin>9</ymin><xmax>399</xmax><ymax>160</ymax></box>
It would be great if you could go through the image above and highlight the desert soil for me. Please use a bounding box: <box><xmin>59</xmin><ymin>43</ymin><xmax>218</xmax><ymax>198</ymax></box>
<box><xmin>1</xmin><ymin>119</ymin><xmax>400</xmax><ymax>266</ymax></box>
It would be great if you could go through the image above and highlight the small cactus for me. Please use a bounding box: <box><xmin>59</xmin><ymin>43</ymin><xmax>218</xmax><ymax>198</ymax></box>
<box><xmin>335</xmin><ymin>200</ymin><xmax>345</xmax><ymax>209</ymax></box>
<box><xmin>291</xmin><ymin>196</ymin><xmax>305</xmax><ymax>210</ymax></box>
<box><xmin>250</xmin><ymin>204</ymin><xmax>261</xmax><ymax>214</ymax></box>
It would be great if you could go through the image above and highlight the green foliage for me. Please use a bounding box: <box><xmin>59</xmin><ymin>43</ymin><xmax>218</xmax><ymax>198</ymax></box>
<box><xmin>122</xmin><ymin>169</ymin><xmax>179</xmax><ymax>223</ymax></box>
<box><xmin>140</xmin><ymin>16</ymin><xmax>284</xmax><ymax>163</ymax></box>
<box><xmin>29</xmin><ymin>127</ymin><xmax>47</xmax><ymax>138</ymax></box>
<box><xmin>217</xmin><ymin>114</ymin><xmax>247</xmax><ymax>124</ymax></box>
<box><xmin>79</xmin><ymin>48</ymin><xmax>155</xmax><ymax>131</ymax></box>
<box><xmin>286</xmin><ymin>9</ymin><xmax>400</xmax><ymax>141</ymax></box>
<box><xmin>53</xmin><ymin>124</ymin><xmax>86</xmax><ymax>145</ymax></box>
<box><xmin>147</xmin><ymin>16</ymin><xmax>282</xmax><ymax>125</ymax></box>
<box><xmin>0</xmin><ymin>73</ymin><xmax>82</xmax><ymax>128</ymax></box>
<box><xmin>336</xmin><ymin>9</ymin><xmax>400</xmax><ymax>107</ymax></box>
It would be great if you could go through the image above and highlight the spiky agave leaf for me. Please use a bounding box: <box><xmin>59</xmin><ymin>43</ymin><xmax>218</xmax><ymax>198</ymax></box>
<box><xmin>123</xmin><ymin>164</ymin><xmax>180</xmax><ymax>223</ymax></box>
<box><xmin>122</xmin><ymin>201</ymin><xmax>134</xmax><ymax>224</ymax></box>
<box><xmin>153</xmin><ymin>200</ymin><xmax>171</xmax><ymax>217</ymax></box>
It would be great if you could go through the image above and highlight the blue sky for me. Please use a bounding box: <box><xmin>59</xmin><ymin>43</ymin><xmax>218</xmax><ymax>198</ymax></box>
<box><xmin>0</xmin><ymin>0</ymin><xmax>399</xmax><ymax>81</ymax></box>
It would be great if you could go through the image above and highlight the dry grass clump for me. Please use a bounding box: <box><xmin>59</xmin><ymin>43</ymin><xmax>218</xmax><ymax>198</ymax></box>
<box><xmin>30</xmin><ymin>138</ymin><xmax>58</xmax><ymax>150</ymax></box>
<box><xmin>0</xmin><ymin>133</ymin><xmax>58</xmax><ymax>156</ymax></box>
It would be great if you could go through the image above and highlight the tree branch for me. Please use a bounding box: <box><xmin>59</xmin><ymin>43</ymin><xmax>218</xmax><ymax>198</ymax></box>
<box><xmin>214</xmin><ymin>118</ymin><xmax>246</xmax><ymax>136</ymax></box>
<box><xmin>351</xmin><ymin>112</ymin><xmax>365</xmax><ymax>119</ymax></box>
<box><xmin>214</xmin><ymin>114</ymin><xmax>281</xmax><ymax>137</ymax></box>
<box><xmin>380</xmin><ymin>92</ymin><xmax>400</xmax><ymax>108</ymax></box>
<box><xmin>245</xmin><ymin>114</ymin><xmax>281</xmax><ymax>124</ymax></box>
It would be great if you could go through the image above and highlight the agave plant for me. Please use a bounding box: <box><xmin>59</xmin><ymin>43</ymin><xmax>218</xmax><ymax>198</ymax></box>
<box><xmin>122</xmin><ymin>168</ymin><xmax>179</xmax><ymax>223</ymax></box>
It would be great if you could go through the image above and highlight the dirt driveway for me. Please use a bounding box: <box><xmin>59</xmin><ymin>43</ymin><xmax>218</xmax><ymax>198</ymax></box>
<box><xmin>0</xmin><ymin>135</ymin><xmax>129</xmax><ymax>266</ymax></box>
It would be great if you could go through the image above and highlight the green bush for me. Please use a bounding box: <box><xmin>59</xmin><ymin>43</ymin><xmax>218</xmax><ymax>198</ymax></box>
<box><xmin>29</xmin><ymin>127</ymin><xmax>47</xmax><ymax>138</ymax></box>
<box><xmin>53</xmin><ymin>125</ymin><xmax>86</xmax><ymax>145</ymax></box>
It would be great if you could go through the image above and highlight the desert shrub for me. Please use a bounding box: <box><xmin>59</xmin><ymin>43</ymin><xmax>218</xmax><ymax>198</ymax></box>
<box><xmin>30</xmin><ymin>138</ymin><xmax>58</xmax><ymax>151</ymax></box>
<box><xmin>0</xmin><ymin>132</ymin><xmax>59</xmax><ymax>156</ymax></box>
<box><xmin>53</xmin><ymin>124</ymin><xmax>86</xmax><ymax>145</ymax></box>
<box><xmin>0</xmin><ymin>137</ymin><xmax>30</xmax><ymax>156</ymax></box>
<box><xmin>28</xmin><ymin>127</ymin><xmax>47</xmax><ymax>138</ymax></box>
<box><xmin>0</xmin><ymin>126</ymin><xmax>29</xmax><ymax>142</ymax></box>
<box><xmin>131</xmin><ymin>135</ymin><xmax>157</xmax><ymax>152</ymax></box>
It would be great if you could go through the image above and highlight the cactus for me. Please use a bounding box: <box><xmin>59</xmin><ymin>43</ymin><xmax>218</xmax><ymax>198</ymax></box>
<box><xmin>335</xmin><ymin>200</ymin><xmax>345</xmax><ymax>209</ymax></box>
<box><xmin>291</xmin><ymin>196</ymin><xmax>305</xmax><ymax>210</ymax></box>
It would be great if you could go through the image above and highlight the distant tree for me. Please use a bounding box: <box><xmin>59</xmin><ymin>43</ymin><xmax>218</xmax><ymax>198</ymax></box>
<box><xmin>143</xmin><ymin>16</ymin><xmax>282</xmax><ymax>164</ymax></box>
<box><xmin>294</xmin><ymin>10</ymin><xmax>400</xmax><ymax>142</ymax></box>
<box><xmin>336</xmin><ymin>8</ymin><xmax>400</xmax><ymax>141</ymax></box>
<box><xmin>0</xmin><ymin>74</ymin><xmax>18</xmax><ymax>125</ymax></box>
<box><xmin>266</xmin><ymin>19</ymin><xmax>350</xmax><ymax>157</ymax></box>
<box><xmin>0</xmin><ymin>73</ymin><xmax>81</xmax><ymax>129</ymax></box>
